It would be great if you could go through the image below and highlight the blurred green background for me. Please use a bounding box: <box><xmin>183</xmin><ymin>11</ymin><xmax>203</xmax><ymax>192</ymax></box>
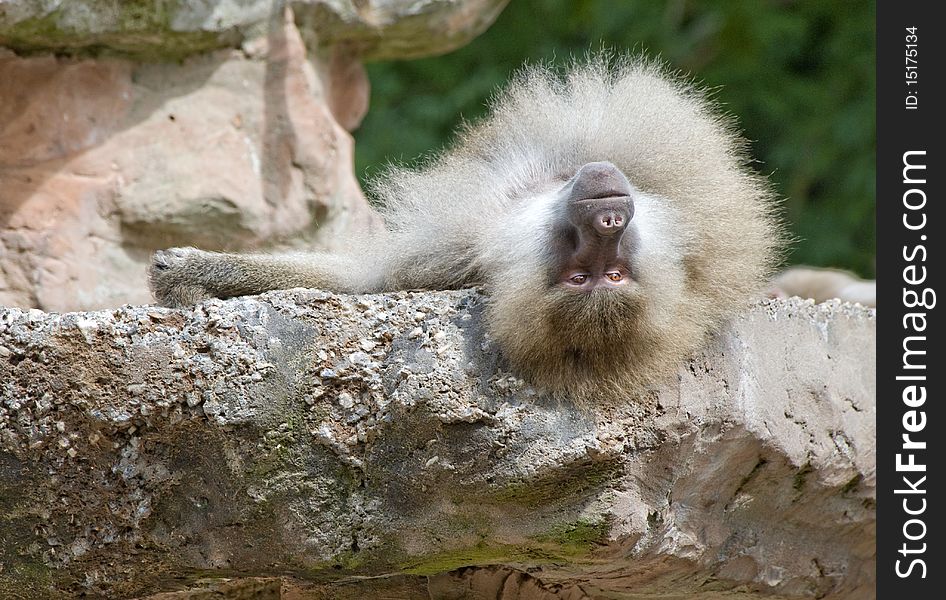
<box><xmin>354</xmin><ymin>0</ymin><xmax>875</xmax><ymax>277</ymax></box>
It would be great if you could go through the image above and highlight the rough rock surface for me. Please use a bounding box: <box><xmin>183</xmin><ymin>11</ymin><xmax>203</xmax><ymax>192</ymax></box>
<box><xmin>0</xmin><ymin>0</ymin><xmax>509</xmax><ymax>312</ymax></box>
<box><xmin>0</xmin><ymin>294</ymin><xmax>876</xmax><ymax>599</ymax></box>
<box><xmin>0</xmin><ymin>0</ymin><xmax>511</xmax><ymax>59</ymax></box>
<box><xmin>292</xmin><ymin>0</ymin><xmax>512</xmax><ymax>60</ymax></box>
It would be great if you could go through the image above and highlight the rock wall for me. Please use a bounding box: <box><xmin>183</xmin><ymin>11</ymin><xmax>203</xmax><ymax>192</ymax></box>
<box><xmin>0</xmin><ymin>0</ymin><xmax>510</xmax><ymax>311</ymax></box>
<box><xmin>0</xmin><ymin>295</ymin><xmax>876</xmax><ymax>598</ymax></box>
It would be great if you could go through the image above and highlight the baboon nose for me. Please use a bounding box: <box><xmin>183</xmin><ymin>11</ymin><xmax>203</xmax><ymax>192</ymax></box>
<box><xmin>570</xmin><ymin>161</ymin><xmax>632</xmax><ymax>200</ymax></box>
<box><xmin>565</xmin><ymin>161</ymin><xmax>635</xmax><ymax>236</ymax></box>
<box><xmin>592</xmin><ymin>209</ymin><xmax>627</xmax><ymax>236</ymax></box>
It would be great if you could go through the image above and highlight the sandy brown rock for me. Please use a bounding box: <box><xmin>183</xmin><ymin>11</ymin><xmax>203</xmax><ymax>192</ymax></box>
<box><xmin>0</xmin><ymin>1</ymin><xmax>510</xmax><ymax>312</ymax></box>
<box><xmin>0</xmin><ymin>12</ymin><xmax>377</xmax><ymax>311</ymax></box>
<box><xmin>0</xmin><ymin>295</ymin><xmax>876</xmax><ymax>599</ymax></box>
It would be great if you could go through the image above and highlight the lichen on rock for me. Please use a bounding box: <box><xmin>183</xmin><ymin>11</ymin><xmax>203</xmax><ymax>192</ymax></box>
<box><xmin>0</xmin><ymin>1</ymin><xmax>511</xmax><ymax>60</ymax></box>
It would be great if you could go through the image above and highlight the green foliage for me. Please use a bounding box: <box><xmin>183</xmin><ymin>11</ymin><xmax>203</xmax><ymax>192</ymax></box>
<box><xmin>355</xmin><ymin>0</ymin><xmax>875</xmax><ymax>277</ymax></box>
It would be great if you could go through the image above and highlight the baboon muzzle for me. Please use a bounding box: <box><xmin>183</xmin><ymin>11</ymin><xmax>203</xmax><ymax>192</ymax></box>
<box><xmin>550</xmin><ymin>161</ymin><xmax>637</xmax><ymax>291</ymax></box>
<box><xmin>566</xmin><ymin>161</ymin><xmax>635</xmax><ymax>239</ymax></box>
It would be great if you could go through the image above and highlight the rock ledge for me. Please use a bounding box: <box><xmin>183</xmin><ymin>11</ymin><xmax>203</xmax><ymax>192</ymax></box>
<box><xmin>0</xmin><ymin>292</ymin><xmax>876</xmax><ymax>599</ymax></box>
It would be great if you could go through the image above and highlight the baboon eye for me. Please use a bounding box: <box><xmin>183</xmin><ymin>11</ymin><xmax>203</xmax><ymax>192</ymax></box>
<box><xmin>569</xmin><ymin>274</ymin><xmax>588</xmax><ymax>284</ymax></box>
<box><xmin>606</xmin><ymin>272</ymin><xmax>623</xmax><ymax>282</ymax></box>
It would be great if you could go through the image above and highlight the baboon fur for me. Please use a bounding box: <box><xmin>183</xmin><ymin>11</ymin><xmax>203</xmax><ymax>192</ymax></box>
<box><xmin>150</xmin><ymin>56</ymin><xmax>783</xmax><ymax>400</ymax></box>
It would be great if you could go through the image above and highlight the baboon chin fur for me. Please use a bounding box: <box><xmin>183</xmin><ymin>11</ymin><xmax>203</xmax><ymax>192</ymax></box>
<box><xmin>150</xmin><ymin>55</ymin><xmax>784</xmax><ymax>402</ymax></box>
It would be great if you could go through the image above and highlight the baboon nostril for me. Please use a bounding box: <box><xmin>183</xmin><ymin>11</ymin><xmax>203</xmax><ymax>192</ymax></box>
<box><xmin>592</xmin><ymin>210</ymin><xmax>628</xmax><ymax>235</ymax></box>
<box><xmin>604</xmin><ymin>215</ymin><xmax>622</xmax><ymax>227</ymax></box>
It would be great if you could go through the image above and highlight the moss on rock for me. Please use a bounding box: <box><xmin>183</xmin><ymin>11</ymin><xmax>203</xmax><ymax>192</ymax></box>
<box><xmin>0</xmin><ymin>2</ymin><xmax>236</xmax><ymax>60</ymax></box>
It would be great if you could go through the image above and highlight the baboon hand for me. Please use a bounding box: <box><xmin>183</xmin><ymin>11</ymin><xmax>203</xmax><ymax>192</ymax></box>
<box><xmin>149</xmin><ymin>247</ymin><xmax>215</xmax><ymax>307</ymax></box>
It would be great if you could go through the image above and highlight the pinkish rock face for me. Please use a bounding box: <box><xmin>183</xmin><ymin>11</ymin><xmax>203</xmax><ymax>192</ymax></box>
<box><xmin>0</xmin><ymin>1</ymin><xmax>513</xmax><ymax>312</ymax></box>
<box><xmin>0</xmin><ymin>16</ymin><xmax>378</xmax><ymax>311</ymax></box>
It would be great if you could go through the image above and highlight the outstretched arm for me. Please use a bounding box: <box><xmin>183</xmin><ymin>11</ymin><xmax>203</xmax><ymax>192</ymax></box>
<box><xmin>149</xmin><ymin>247</ymin><xmax>385</xmax><ymax>307</ymax></box>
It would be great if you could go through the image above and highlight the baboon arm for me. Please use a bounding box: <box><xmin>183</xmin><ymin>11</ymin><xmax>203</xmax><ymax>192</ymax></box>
<box><xmin>149</xmin><ymin>248</ymin><xmax>385</xmax><ymax>307</ymax></box>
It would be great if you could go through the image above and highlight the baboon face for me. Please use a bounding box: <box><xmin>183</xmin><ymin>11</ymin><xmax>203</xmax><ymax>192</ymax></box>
<box><xmin>485</xmin><ymin>160</ymin><xmax>679</xmax><ymax>395</ymax></box>
<box><xmin>536</xmin><ymin>162</ymin><xmax>650</xmax><ymax>354</ymax></box>
<box><xmin>547</xmin><ymin>161</ymin><xmax>638</xmax><ymax>296</ymax></box>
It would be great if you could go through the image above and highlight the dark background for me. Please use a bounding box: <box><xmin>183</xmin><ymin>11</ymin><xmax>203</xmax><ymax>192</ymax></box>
<box><xmin>354</xmin><ymin>0</ymin><xmax>876</xmax><ymax>277</ymax></box>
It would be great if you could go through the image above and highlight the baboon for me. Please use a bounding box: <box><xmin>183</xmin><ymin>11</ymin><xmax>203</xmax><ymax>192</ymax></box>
<box><xmin>151</xmin><ymin>57</ymin><xmax>782</xmax><ymax>398</ymax></box>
